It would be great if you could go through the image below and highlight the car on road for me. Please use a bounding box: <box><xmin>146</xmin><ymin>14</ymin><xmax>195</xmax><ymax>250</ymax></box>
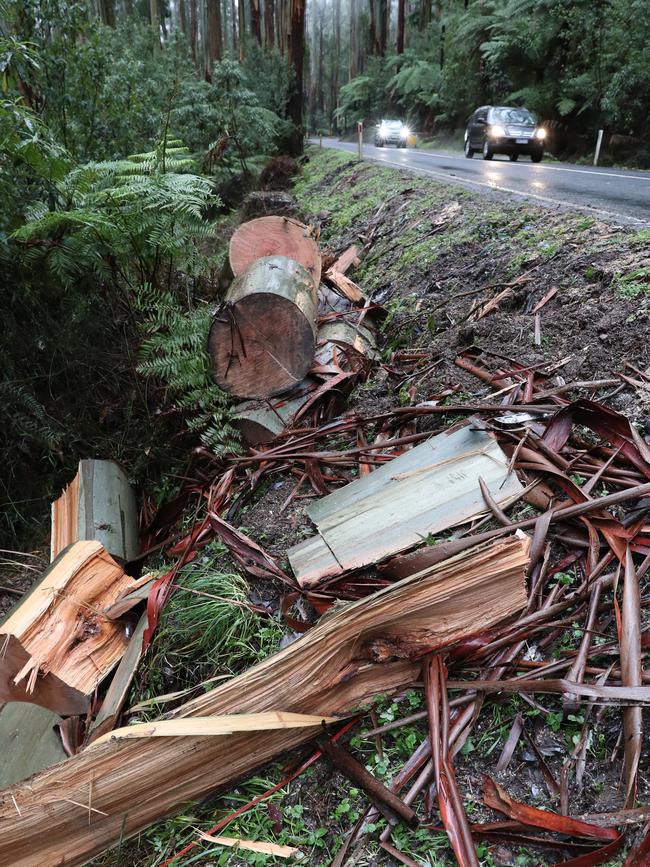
<box><xmin>375</xmin><ymin>119</ymin><xmax>412</xmax><ymax>148</ymax></box>
<box><xmin>464</xmin><ymin>106</ymin><xmax>545</xmax><ymax>162</ymax></box>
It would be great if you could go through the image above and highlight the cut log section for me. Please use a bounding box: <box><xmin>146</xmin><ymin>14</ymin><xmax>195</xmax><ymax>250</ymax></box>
<box><xmin>229</xmin><ymin>217</ymin><xmax>322</xmax><ymax>287</ymax></box>
<box><xmin>233</xmin><ymin>378</ymin><xmax>320</xmax><ymax>446</ymax></box>
<box><xmin>0</xmin><ymin>541</ymin><xmax>135</xmax><ymax>707</ymax></box>
<box><xmin>233</xmin><ymin>322</ymin><xmax>379</xmax><ymax>446</ymax></box>
<box><xmin>0</xmin><ymin>534</ymin><xmax>529</xmax><ymax>866</ymax></box>
<box><xmin>50</xmin><ymin>459</ymin><xmax>138</xmax><ymax>563</ymax></box>
<box><xmin>209</xmin><ymin>256</ymin><xmax>318</xmax><ymax>399</ymax></box>
<box><xmin>315</xmin><ymin>320</ymin><xmax>380</xmax><ymax>367</ymax></box>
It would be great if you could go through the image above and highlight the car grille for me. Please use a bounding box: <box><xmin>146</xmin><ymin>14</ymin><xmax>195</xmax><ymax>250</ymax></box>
<box><xmin>506</xmin><ymin>125</ymin><xmax>533</xmax><ymax>138</ymax></box>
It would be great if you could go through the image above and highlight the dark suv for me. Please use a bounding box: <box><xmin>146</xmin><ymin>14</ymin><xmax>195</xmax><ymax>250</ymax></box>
<box><xmin>464</xmin><ymin>106</ymin><xmax>545</xmax><ymax>162</ymax></box>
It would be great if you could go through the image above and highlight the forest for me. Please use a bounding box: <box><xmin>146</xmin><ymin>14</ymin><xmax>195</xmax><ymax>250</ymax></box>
<box><xmin>2</xmin><ymin>1</ymin><xmax>650</xmax><ymax>865</ymax></box>
<box><xmin>2</xmin><ymin>0</ymin><xmax>648</xmax><ymax>538</ymax></box>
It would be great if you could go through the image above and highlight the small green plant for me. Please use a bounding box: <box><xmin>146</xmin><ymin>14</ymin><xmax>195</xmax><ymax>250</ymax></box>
<box><xmin>135</xmin><ymin>286</ymin><xmax>238</xmax><ymax>453</ymax></box>
<box><xmin>614</xmin><ymin>267</ymin><xmax>650</xmax><ymax>298</ymax></box>
<box><xmin>138</xmin><ymin>542</ymin><xmax>282</xmax><ymax>704</ymax></box>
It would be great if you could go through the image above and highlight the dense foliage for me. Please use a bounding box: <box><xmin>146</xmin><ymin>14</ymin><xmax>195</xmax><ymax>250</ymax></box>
<box><xmin>308</xmin><ymin>0</ymin><xmax>650</xmax><ymax>163</ymax></box>
<box><xmin>0</xmin><ymin>0</ymin><xmax>293</xmax><ymax>544</ymax></box>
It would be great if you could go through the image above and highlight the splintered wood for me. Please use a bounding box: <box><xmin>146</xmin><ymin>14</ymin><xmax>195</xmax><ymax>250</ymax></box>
<box><xmin>0</xmin><ymin>535</ymin><xmax>530</xmax><ymax>866</ymax></box>
<box><xmin>288</xmin><ymin>422</ymin><xmax>523</xmax><ymax>587</ymax></box>
<box><xmin>0</xmin><ymin>541</ymin><xmax>134</xmax><ymax>709</ymax></box>
<box><xmin>50</xmin><ymin>459</ymin><xmax>138</xmax><ymax>562</ymax></box>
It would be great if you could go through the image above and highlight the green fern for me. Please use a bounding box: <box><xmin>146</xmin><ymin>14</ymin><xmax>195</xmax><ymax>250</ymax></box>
<box><xmin>12</xmin><ymin>135</ymin><xmax>221</xmax><ymax>290</ymax></box>
<box><xmin>134</xmin><ymin>286</ymin><xmax>239</xmax><ymax>455</ymax></box>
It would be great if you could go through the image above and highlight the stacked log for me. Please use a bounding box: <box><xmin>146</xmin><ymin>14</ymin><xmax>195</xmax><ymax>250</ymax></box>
<box><xmin>209</xmin><ymin>256</ymin><xmax>317</xmax><ymax>399</ymax></box>
<box><xmin>209</xmin><ymin>217</ymin><xmax>380</xmax><ymax>444</ymax></box>
<box><xmin>229</xmin><ymin>216</ymin><xmax>321</xmax><ymax>286</ymax></box>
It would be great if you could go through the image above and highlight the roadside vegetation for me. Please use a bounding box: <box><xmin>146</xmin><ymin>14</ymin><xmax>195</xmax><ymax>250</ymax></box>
<box><xmin>89</xmin><ymin>147</ymin><xmax>648</xmax><ymax>865</ymax></box>
<box><xmin>2</xmin><ymin>0</ymin><xmax>650</xmax><ymax>863</ymax></box>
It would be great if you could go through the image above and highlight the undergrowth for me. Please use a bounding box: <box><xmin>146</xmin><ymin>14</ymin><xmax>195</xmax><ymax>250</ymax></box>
<box><xmin>130</xmin><ymin>541</ymin><xmax>282</xmax><ymax>714</ymax></box>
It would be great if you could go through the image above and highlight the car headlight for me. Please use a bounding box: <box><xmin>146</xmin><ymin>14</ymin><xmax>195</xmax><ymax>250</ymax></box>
<box><xmin>379</xmin><ymin>124</ymin><xmax>388</xmax><ymax>136</ymax></box>
<box><xmin>401</xmin><ymin>126</ymin><xmax>411</xmax><ymax>138</ymax></box>
<box><xmin>535</xmin><ymin>127</ymin><xmax>546</xmax><ymax>140</ymax></box>
<box><xmin>489</xmin><ymin>124</ymin><xmax>506</xmax><ymax>137</ymax></box>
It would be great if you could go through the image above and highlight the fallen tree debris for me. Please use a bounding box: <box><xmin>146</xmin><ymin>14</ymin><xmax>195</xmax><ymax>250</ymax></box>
<box><xmin>50</xmin><ymin>459</ymin><xmax>138</xmax><ymax>562</ymax></box>
<box><xmin>288</xmin><ymin>421</ymin><xmax>522</xmax><ymax>586</ymax></box>
<box><xmin>0</xmin><ymin>702</ymin><xmax>66</xmax><ymax>788</ymax></box>
<box><xmin>209</xmin><ymin>255</ymin><xmax>318</xmax><ymax>398</ymax></box>
<box><xmin>0</xmin><ymin>541</ymin><xmax>134</xmax><ymax>707</ymax></box>
<box><xmin>0</xmin><ymin>534</ymin><xmax>529</xmax><ymax>865</ymax></box>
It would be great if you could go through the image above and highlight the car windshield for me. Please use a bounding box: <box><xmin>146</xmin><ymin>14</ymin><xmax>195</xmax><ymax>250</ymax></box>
<box><xmin>382</xmin><ymin>120</ymin><xmax>403</xmax><ymax>128</ymax></box>
<box><xmin>490</xmin><ymin>108</ymin><xmax>536</xmax><ymax>125</ymax></box>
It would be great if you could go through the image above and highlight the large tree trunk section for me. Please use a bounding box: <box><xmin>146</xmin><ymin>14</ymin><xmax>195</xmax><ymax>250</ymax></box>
<box><xmin>0</xmin><ymin>536</ymin><xmax>529</xmax><ymax>867</ymax></box>
<box><xmin>209</xmin><ymin>255</ymin><xmax>317</xmax><ymax>399</ymax></box>
<box><xmin>229</xmin><ymin>216</ymin><xmax>321</xmax><ymax>286</ymax></box>
<box><xmin>0</xmin><ymin>541</ymin><xmax>134</xmax><ymax>708</ymax></box>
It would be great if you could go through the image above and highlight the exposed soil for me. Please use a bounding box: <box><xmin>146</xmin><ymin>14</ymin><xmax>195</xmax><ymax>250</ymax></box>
<box><xmin>18</xmin><ymin>147</ymin><xmax>650</xmax><ymax>867</ymax></box>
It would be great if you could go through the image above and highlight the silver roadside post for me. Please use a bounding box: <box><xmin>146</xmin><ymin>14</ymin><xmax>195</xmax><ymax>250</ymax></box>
<box><xmin>357</xmin><ymin>121</ymin><xmax>363</xmax><ymax>161</ymax></box>
<box><xmin>593</xmin><ymin>129</ymin><xmax>604</xmax><ymax>166</ymax></box>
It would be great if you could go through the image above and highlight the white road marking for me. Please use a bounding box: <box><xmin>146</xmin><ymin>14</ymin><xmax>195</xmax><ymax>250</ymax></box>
<box><xmin>413</xmin><ymin>148</ymin><xmax>650</xmax><ymax>183</ymax></box>
<box><xmin>325</xmin><ymin>142</ymin><xmax>647</xmax><ymax>225</ymax></box>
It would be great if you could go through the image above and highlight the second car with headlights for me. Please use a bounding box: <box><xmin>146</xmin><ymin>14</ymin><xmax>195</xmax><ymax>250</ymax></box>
<box><xmin>464</xmin><ymin>106</ymin><xmax>545</xmax><ymax>162</ymax></box>
<box><xmin>375</xmin><ymin>119</ymin><xmax>412</xmax><ymax>148</ymax></box>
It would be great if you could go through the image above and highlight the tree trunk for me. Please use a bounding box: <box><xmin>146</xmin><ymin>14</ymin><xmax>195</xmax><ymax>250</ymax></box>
<box><xmin>331</xmin><ymin>0</ymin><xmax>340</xmax><ymax>129</ymax></box>
<box><xmin>250</xmin><ymin>0</ymin><xmax>262</xmax><ymax>43</ymax></box>
<box><xmin>419</xmin><ymin>0</ymin><xmax>431</xmax><ymax>31</ymax></box>
<box><xmin>396</xmin><ymin>0</ymin><xmax>405</xmax><ymax>52</ymax></box>
<box><xmin>98</xmin><ymin>0</ymin><xmax>115</xmax><ymax>25</ymax></box>
<box><xmin>238</xmin><ymin>0</ymin><xmax>246</xmax><ymax>60</ymax></box>
<box><xmin>149</xmin><ymin>0</ymin><xmax>161</xmax><ymax>49</ymax></box>
<box><xmin>378</xmin><ymin>0</ymin><xmax>387</xmax><ymax>55</ymax></box>
<box><xmin>368</xmin><ymin>0</ymin><xmax>378</xmax><ymax>54</ymax></box>
<box><xmin>264</xmin><ymin>0</ymin><xmax>275</xmax><ymax>47</ymax></box>
<box><xmin>159</xmin><ymin>0</ymin><xmax>168</xmax><ymax>38</ymax></box>
<box><xmin>309</xmin><ymin>0</ymin><xmax>319</xmax><ymax>127</ymax></box>
<box><xmin>317</xmin><ymin>6</ymin><xmax>324</xmax><ymax>115</ymax></box>
<box><xmin>189</xmin><ymin>0</ymin><xmax>198</xmax><ymax>63</ymax></box>
<box><xmin>0</xmin><ymin>536</ymin><xmax>529</xmax><ymax>867</ymax></box>
<box><xmin>349</xmin><ymin>0</ymin><xmax>358</xmax><ymax>78</ymax></box>
<box><xmin>209</xmin><ymin>255</ymin><xmax>318</xmax><ymax>398</ymax></box>
<box><xmin>286</xmin><ymin>0</ymin><xmax>306</xmax><ymax>153</ymax></box>
<box><xmin>276</xmin><ymin>0</ymin><xmax>283</xmax><ymax>52</ymax></box>
<box><xmin>179</xmin><ymin>0</ymin><xmax>187</xmax><ymax>32</ymax></box>
<box><xmin>231</xmin><ymin>0</ymin><xmax>238</xmax><ymax>54</ymax></box>
<box><xmin>206</xmin><ymin>0</ymin><xmax>222</xmax><ymax>78</ymax></box>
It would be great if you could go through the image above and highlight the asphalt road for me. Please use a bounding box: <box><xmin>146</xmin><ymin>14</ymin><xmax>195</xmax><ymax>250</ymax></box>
<box><xmin>318</xmin><ymin>137</ymin><xmax>650</xmax><ymax>225</ymax></box>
